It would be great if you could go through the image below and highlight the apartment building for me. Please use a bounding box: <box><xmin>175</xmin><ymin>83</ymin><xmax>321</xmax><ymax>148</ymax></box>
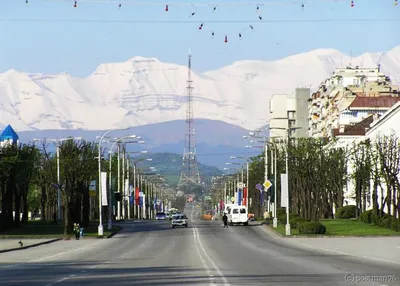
<box><xmin>269</xmin><ymin>88</ymin><xmax>310</xmax><ymax>139</ymax></box>
<box><xmin>308</xmin><ymin>66</ymin><xmax>400</xmax><ymax>138</ymax></box>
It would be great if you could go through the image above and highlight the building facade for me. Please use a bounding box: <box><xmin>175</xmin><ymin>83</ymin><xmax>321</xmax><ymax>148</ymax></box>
<box><xmin>308</xmin><ymin>66</ymin><xmax>399</xmax><ymax>138</ymax></box>
<box><xmin>269</xmin><ymin>88</ymin><xmax>310</xmax><ymax>139</ymax></box>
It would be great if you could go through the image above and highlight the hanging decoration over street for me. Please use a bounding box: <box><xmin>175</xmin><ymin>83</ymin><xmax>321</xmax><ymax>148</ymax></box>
<box><xmin>22</xmin><ymin>0</ymin><xmax>398</xmax><ymax>43</ymax></box>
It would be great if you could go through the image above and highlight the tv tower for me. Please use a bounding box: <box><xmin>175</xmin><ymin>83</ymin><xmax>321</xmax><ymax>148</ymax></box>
<box><xmin>178</xmin><ymin>50</ymin><xmax>201</xmax><ymax>189</ymax></box>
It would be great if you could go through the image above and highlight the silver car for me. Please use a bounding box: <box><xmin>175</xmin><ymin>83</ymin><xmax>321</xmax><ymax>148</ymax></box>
<box><xmin>171</xmin><ymin>214</ymin><xmax>188</xmax><ymax>228</ymax></box>
<box><xmin>156</xmin><ymin>212</ymin><xmax>167</xmax><ymax>220</ymax></box>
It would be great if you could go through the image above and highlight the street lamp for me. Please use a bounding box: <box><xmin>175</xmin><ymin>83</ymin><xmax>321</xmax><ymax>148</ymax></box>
<box><xmin>97</xmin><ymin>127</ymin><xmax>129</xmax><ymax>236</ymax></box>
<box><xmin>107</xmin><ymin>135</ymin><xmax>139</xmax><ymax>230</ymax></box>
<box><xmin>33</xmin><ymin>136</ymin><xmax>83</xmax><ymax>221</ymax></box>
<box><xmin>230</xmin><ymin>156</ymin><xmax>250</xmax><ymax>210</ymax></box>
<box><xmin>270</xmin><ymin>126</ymin><xmax>302</xmax><ymax>236</ymax></box>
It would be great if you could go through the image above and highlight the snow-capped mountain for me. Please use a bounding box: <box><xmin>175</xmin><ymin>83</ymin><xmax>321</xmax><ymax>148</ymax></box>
<box><xmin>1</xmin><ymin>46</ymin><xmax>399</xmax><ymax>131</ymax></box>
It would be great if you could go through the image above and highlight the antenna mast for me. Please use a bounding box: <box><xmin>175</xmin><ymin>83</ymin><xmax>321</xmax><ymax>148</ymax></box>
<box><xmin>178</xmin><ymin>50</ymin><xmax>201</xmax><ymax>190</ymax></box>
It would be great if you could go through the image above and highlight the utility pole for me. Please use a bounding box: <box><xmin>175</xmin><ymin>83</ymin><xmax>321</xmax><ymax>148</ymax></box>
<box><xmin>127</xmin><ymin>156</ymin><xmax>130</xmax><ymax>220</ymax></box>
<box><xmin>122</xmin><ymin>145</ymin><xmax>126</xmax><ymax>219</ymax></box>
<box><xmin>117</xmin><ymin>144</ymin><xmax>121</xmax><ymax>220</ymax></box>
<box><xmin>246</xmin><ymin>161</ymin><xmax>249</xmax><ymax>212</ymax></box>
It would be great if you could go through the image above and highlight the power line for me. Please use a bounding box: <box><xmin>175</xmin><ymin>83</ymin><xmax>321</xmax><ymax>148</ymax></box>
<box><xmin>47</xmin><ymin>0</ymin><xmax>352</xmax><ymax>6</ymax></box>
<box><xmin>1</xmin><ymin>18</ymin><xmax>398</xmax><ymax>23</ymax></box>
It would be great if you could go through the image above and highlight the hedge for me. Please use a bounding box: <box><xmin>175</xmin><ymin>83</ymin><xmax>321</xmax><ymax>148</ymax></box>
<box><xmin>360</xmin><ymin>209</ymin><xmax>400</xmax><ymax>232</ymax></box>
<box><xmin>336</xmin><ymin>205</ymin><xmax>357</xmax><ymax>219</ymax></box>
<box><xmin>275</xmin><ymin>208</ymin><xmax>326</xmax><ymax>231</ymax></box>
<box><xmin>298</xmin><ymin>222</ymin><xmax>327</xmax><ymax>235</ymax></box>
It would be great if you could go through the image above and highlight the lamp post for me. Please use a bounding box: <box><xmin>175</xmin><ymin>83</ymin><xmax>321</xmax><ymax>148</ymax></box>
<box><xmin>270</xmin><ymin>126</ymin><xmax>302</xmax><ymax>236</ymax></box>
<box><xmin>33</xmin><ymin>137</ymin><xmax>82</xmax><ymax>221</ymax></box>
<box><xmin>229</xmin><ymin>156</ymin><xmax>250</xmax><ymax>209</ymax></box>
<box><xmin>97</xmin><ymin>127</ymin><xmax>129</xmax><ymax>236</ymax></box>
<box><xmin>133</xmin><ymin>158</ymin><xmax>153</xmax><ymax>219</ymax></box>
<box><xmin>107</xmin><ymin>135</ymin><xmax>139</xmax><ymax>230</ymax></box>
<box><xmin>244</xmin><ymin>129</ymin><xmax>269</xmax><ymax>213</ymax></box>
<box><xmin>270</xmin><ymin>141</ymin><xmax>278</xmax><ymax>228</ymax></box>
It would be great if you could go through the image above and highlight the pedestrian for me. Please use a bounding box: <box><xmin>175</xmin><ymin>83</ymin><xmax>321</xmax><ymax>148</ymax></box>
<box><xmin>222</xmin><ymin>212</ymin><xmax>228</xmax><ymax>228</ymax></box>
<box><xmin>263</xmin><ymin>210</ymin><xmax>270</xmax><ymax>225</ymax></box>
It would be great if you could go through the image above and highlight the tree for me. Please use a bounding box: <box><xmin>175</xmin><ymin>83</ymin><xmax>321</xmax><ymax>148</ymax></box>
<box><xmin>350</xmin><ymin>140</ymin><xmax>372</xmax><ymax>218</ymax></box>
<box><xmin>58</xmin><ymin>139</ymin><xmax>98</xmax><ymax>234</ymax></box>
<box><xmin>375</xmin><ymin>133</ymin><xmax>400</xmax><ymax>219</ymax></box>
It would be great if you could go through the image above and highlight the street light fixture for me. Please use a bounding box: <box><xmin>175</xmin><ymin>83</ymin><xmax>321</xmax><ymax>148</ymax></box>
<box><xmin>230</xmin><ymin>156</ymin><xmax>250</xmax><ymax>210</ymax></box>
<box><xmin>270</xmin><ymin>126</ymin><xmax>302</xmax><ymax>236</ymax></box>
<box><xmin>97</xmin><ymin>127</ymin><xmax>130</xmax><ymax>236</ymax></box>
<box><xmin>107</xmin><ymin>134</ymin><xmax>140</xmax><ymax>230</ymax></box>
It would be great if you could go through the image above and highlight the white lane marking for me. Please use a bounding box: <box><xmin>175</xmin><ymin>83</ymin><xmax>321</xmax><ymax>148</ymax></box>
<box><xmin>193</xmin><ymin>226</ymin><xmax>230</xmax><ymax>286</ymax></box>
<box><xmin>0</xmin><ymin>240</ymin><xmax>105</xmax><ymax>270</ymax></box>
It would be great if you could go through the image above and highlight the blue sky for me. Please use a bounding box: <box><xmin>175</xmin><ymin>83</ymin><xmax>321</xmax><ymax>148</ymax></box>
<box><xmin>1</xmin><ymin>0</ymin><xmax>399</xmax><ymax>77</ymax></box>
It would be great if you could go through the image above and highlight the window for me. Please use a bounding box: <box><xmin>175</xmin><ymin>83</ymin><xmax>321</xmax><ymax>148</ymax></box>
<box><xmin>233</xmin><ymin>209</ymin><xmax>239</xmax><ymax>214</ymax></box>
<box><xmin>240</xmin><ymin>208</ymin><xmax>246</xmax><ymax>214</ymax></box>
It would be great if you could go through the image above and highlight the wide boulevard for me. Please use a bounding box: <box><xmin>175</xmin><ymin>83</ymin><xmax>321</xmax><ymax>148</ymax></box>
<box><xmin>1</xmin><ymin>204</ymin><xmax>399</xmax><ymax>286</ymax></box>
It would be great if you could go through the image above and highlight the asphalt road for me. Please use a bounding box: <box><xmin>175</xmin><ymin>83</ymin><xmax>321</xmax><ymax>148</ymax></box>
<box><xmin>0</xmin><ymin>203</ymin><xmax>399</xmax><ymax>286</ymax></box>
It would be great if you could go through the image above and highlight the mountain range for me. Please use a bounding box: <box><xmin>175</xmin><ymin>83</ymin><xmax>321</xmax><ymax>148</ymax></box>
<box><xmin>1</xmin><ymin>46</ymin><xmax>400</xmax><ymax>132</ymax></box>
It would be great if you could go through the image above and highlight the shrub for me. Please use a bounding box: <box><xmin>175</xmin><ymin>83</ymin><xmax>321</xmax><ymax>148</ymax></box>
<box><xmin>390</xmin><ymin>219</ymin><xmax>400</xmax><ymax>232</ymax></box>
<box><xmin>360</xmin><ymin>209</ymin><xmax>374</xmax><ymax>224</ymax></box>
<box><xmin>379</xmin><ymin>218</ymin><xmax>391</xmax><ymax>229</ymax></box>
<box><xmin>291</xmin><ymin>216</ymin><xmax>310</xmax><ymax>229</ymax></box>
<box><xmin>298</xmin><ymin>222</ymin><xmax>327</xmax><ymax>235</ymax></box>
<box><xmin>336</xmin><ymin>205</ymin><xmax>357</xmax><ymax>219</ymax></box>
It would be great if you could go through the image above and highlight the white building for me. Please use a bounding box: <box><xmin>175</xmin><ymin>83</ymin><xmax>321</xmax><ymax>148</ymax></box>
<box><xmin>269</xmin><ymin>88</ymin><xmax>310</xmax><ymax>139</ymax></box>
<box><xmin>328</xmin><ymin>102</ymin><xmax>400</xmax><ymax>214</ymax></box>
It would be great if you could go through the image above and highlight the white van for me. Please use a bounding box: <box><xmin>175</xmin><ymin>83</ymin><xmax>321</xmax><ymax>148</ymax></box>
<box><xmin>224</xmin><ymin>204</ymin><xmax>236</xmax><ymax>215</ymax></box>
<box><xmin>228</xmin><ymin>205</ymin><xmax>249</xmax><ymax>226</ymax></box>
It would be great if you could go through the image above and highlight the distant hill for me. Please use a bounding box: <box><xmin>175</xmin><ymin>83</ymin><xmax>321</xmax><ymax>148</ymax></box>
<box><xmin>15</xmin><ymin>119</ymin><xmax>262</xmax><ymax>169</ymax></box>
<box><xmin>134</xmin><ymin>152</ymin><xmax>223</xmax><ymax>188</ymax></box>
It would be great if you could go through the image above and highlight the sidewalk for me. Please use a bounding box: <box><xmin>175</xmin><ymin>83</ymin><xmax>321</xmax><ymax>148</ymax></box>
<box><xmin>258</xmin><ymin>225</ymin><xmax>400</xmax><ymax>266</ymax></box>
<box><xmin>0</xmin><ymin>238</ymin><xmax>62</xmax><ymax>253</ymax></box>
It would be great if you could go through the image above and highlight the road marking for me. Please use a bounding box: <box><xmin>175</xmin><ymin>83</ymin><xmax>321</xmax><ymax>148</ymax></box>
<box><xmin>193</xmin><ymin>226</ymin><xmax>230</xmax><ymax>286</ymax></box>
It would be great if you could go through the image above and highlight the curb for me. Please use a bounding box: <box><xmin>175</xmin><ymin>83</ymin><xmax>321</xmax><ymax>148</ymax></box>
<box><xmin>261</xmin><ymin>224</ymin><xmax>400</xmax><ymax>239</ymax></box>
<box><xmin>0</xmin><ymin>238</ymin><xmax>62</xmax><ymax>254</ymax></box>
<box><xmin>260</xmin><ymin>225</ymin><xmax>284</xmax><ymax>238</ymax></box>
<box><xmin>107</xmin><ymin>226</ymin><xmax>123</xmax><ymax>238</ymax></box>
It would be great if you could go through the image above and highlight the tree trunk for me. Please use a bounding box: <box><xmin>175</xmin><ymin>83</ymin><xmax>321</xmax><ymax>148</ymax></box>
<box><xmin>82</xmin><ymin>187</ymin><xmax>90</xmax><ymax>227</ymax></box>
<box><xmin>64</xmin><ymin>201</ymin><xmax>70</xmax><ymax>235</ymax></box>
<box><xmin>21</xmin><ymin>188</ymin><xmax>29</xmax><ymax>223</ymax></box>
<box><xmin>14</xmin><ymin>189</ymin><xmax>21</xmax><ymax>227</ymax></box>
<box><xmin>41</xmin><ymin>186</ymin><xmax>47</xmax><ymax>221</ymax></box>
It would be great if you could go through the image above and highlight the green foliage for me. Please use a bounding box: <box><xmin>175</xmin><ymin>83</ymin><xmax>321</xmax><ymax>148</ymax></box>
<box><xmin>172</xmin><ymin>195</ymin><xmax>186</xmax><ymax>211</ymax></box>
<box><xmin>360</xmin><ymin>209</ymin><xmax>374</xmax><ymax>224</ymax></box>
<box><xmin>298</xmin><ymin>222</ymin><xmax>327</xmax><ymax>235</ymax></box>
<box><xmin>336</xmin><ymin>205</ymin><xmax>357</xmax><ymax>219</ymax></box>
